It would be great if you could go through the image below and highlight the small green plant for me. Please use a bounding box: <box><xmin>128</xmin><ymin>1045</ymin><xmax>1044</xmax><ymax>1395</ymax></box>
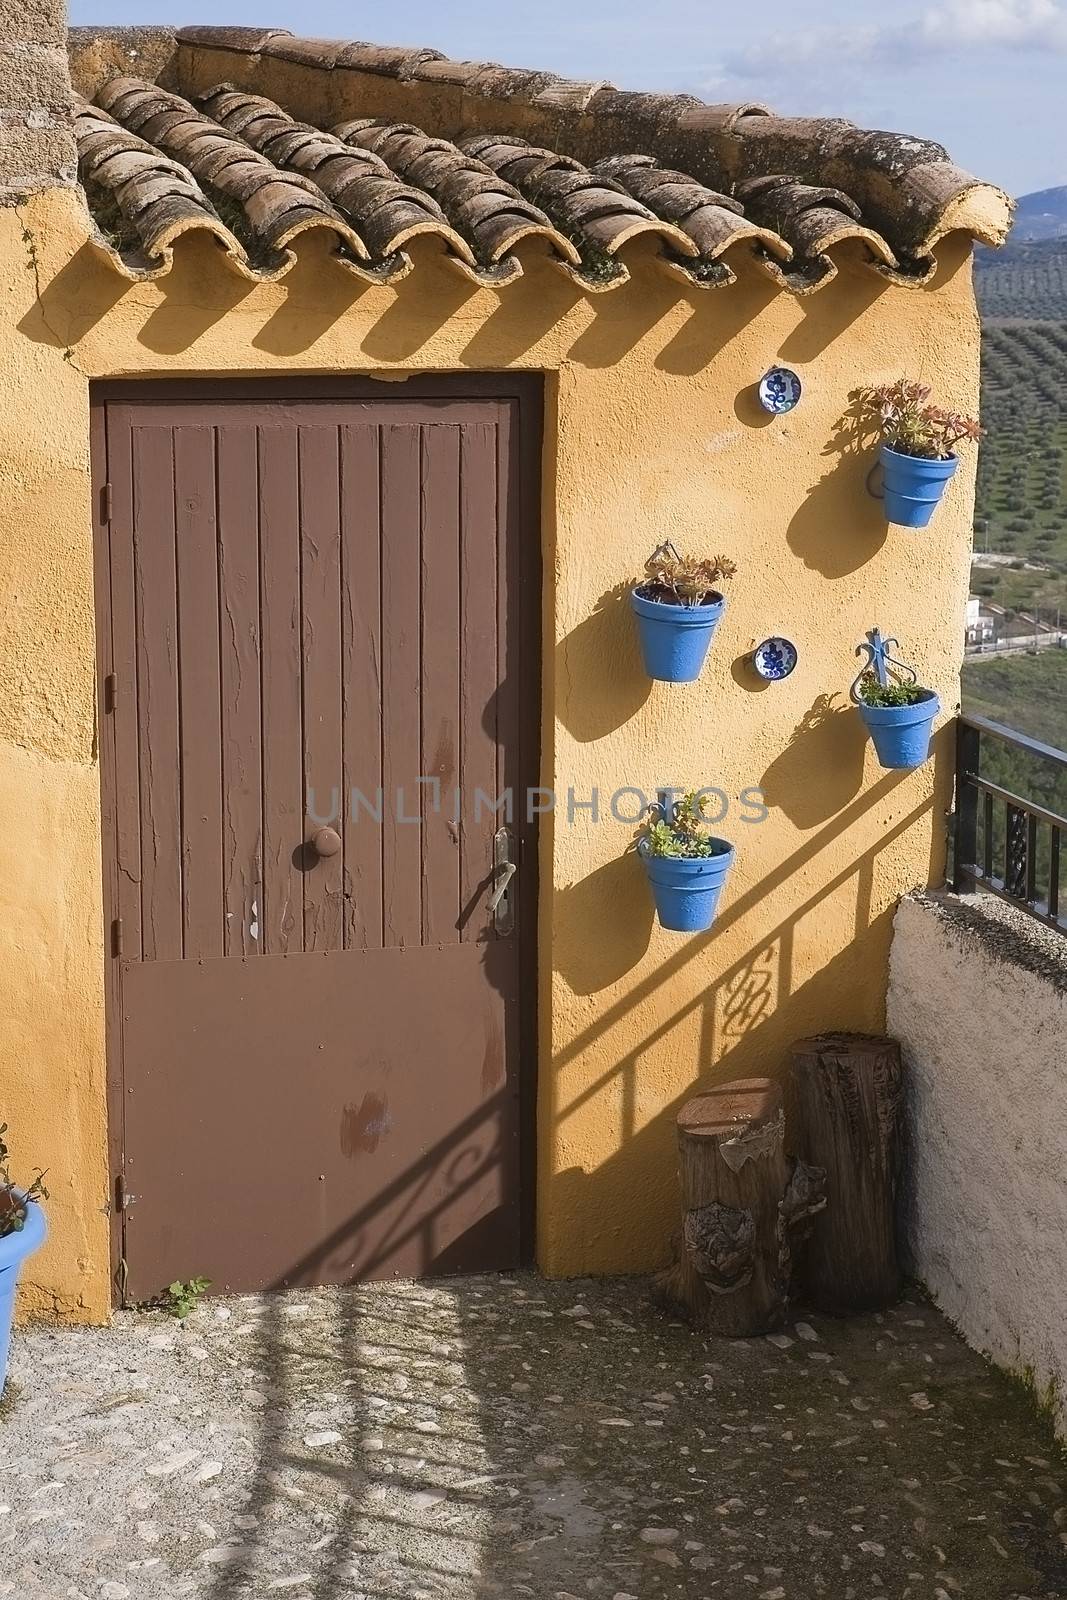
<box><xmin>0</xmin><ymin>1124</ymin><xmax>48</xmax><ymax>1240</ymax></box>
<box><xmin>638</xmin><ymin>543</ymin><xmax>737</xmax><ymax>607</ymax></box>
<box><xmin>153</xmin><ymin>1277</ymin><xmax>212</xmax><ymax>1319</ymax></box>
<box><xmin>859</xmin><ymin>378</ymin><xmax>982</xmax><ymax>461</ymax></box>
<box><xmin>638</xmin><ymin>791</ymin><xmax>730</xmax><ymax>858</ymax></box>
<box><xmin>856</xmin><ymin>674</ymin><xmax>931</xmax><ymax>708</ymax></box>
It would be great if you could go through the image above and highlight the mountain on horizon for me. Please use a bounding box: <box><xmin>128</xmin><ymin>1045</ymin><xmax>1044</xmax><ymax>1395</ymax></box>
<box><xmin>1010</xmin><ymin>185</ymin><xmax>1067</xmax><ymax>241</ymax></box>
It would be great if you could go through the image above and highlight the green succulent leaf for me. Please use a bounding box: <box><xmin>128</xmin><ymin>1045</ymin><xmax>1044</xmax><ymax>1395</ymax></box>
<box><xmin>638</xmin><ymin>791</ymin><xmax>729</xmax><ymax>859</ymax></box>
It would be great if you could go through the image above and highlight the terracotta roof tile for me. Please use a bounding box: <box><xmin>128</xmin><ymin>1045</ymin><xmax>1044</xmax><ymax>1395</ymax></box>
<box><xmin>69</xmin><ymin>24</ymin><xmax>1014</xmax><ymax>293</ymax></box>
<box><xmin>92</xmin><ymin>76</ymin><xmax>381</xmax><ymax>280</ymax></box>
<box><xmin>200</xmin><ymin>88</ymin><xmax>480</xmax><ymax>275</ymax></box>
<box><xmin>461</xmin><ymin>133</ymin><xmax>699</xmax><ymax>288</ymax></box>
<box><xmin>331</xmin><ymin>115</ymin><xmax>580</xmax><ymax>281</ymax></box>
<box><xmin>592</xmin><ymin>154</ymin><xmax>790</xmax><ymax>288</ymax></box>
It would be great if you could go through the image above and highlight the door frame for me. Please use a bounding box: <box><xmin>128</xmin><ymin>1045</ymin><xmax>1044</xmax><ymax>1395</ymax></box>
<box><xmin>90</xmin><ymin>372</ymin><xmax>544</xmax><ymax>1300</ymax></box>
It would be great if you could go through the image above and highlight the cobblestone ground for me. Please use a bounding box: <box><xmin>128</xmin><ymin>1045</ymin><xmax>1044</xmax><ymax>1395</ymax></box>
<box><xmin>2</xmin><ymin>1276</ymin><xmax>1066</xmax><ymax>1600</ymax></box>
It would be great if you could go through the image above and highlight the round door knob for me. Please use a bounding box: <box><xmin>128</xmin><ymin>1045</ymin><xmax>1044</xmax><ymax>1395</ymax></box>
<box><xmin>311</xmin><ymin>826</ymin><xmax>342</xmax><ymax>858</ymax></box>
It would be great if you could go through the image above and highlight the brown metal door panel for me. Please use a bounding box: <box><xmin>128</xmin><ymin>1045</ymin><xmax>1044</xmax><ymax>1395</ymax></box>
<box><xmin>94</xmin><ymin>379</ymin><xmax>540</xmax><ymax>1297</ymax></box>
<box><xmin>119</xmin><ymin>945</ymin><xmax>518</xmax><ymax>1296</ymax></box>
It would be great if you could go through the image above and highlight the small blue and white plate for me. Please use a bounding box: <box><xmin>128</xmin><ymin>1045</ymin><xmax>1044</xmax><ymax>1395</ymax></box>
<box><xmin>752</xmin><ymin>636</ymin><xmax>798</xmax><ymax>681</ymax></box>
<box><xmin>757</xmin><ymin>367</ymin><xmax>802</xmax><ymax>414</ymax></box>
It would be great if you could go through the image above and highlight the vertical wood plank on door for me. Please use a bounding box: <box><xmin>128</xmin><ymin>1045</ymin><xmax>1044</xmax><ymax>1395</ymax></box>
<box><xmin>494</xmin><ymin>403</ymin><xmax>523</xmax><ymax>1203</ymax></box>
<box><xmin>495</xmin><ymin>403</ymin><xmax>520</xmax><ymax>813</ymax></box>
<box><xmin>133</xmin><ymin>424</ymin><xmax>183</xmax><ymax>961</ymax></box>
<box><xmin>93</xmin><ymin>404</ymin><xmax>126</xmax><ymax>1276</ymax></box>
<box><xmin>340</xmin><ymin>424</ymin><xmax>384</xmax><ymax>951</ymax></box>
<box><xmin>217</xmin><ymin>426</ymin><xmax>263</xmax><ymax>957</ymax></box>
<box><xmin>299</xmin><ymin>426</ymin><xmax>344</xmax><ymax>952</ymax></box>
<box><xmin>420</xmin><ymin>425</ymin><xmax>462</xmax><ymax>945</ymax></box>
<box><xmin>459</xmin><ymin>423</ymin><xmax>499</xmax><ymax>943</ymax></box>
<box><xmin>174</xmin><ymin>426</ymin><xmax>224</xmax><ymax>959</ymax></box>
<box><xmin>380</xmin><ymin>423</ymin><xmax>422</xmax><ymax>948</ymax></box>
<box><xmin>106</xmin><ymin>415</ymin><xmax>144</xmax><ymax>959</ymax></box>
<box><xmin>259</xmin><ymin>426</ymin><xmax>304</xmax><ymax>955</ymax></box>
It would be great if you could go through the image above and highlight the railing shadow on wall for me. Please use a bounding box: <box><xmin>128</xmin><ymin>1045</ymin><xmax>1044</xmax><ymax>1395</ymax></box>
<box><xmin>204</xmin><ymin>737</ymin><xmax>941</xmax><ymax>1599</ymax></box>
<box><xmin>549</xmin><ymin>769</ymin><xmax>939</xmax><ymax>1231</ymax></box>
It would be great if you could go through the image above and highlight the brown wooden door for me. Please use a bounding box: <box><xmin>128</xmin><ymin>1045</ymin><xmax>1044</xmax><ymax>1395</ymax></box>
<box><xmin>92</xmin><ymin>378</ymin><xmax>540</xmax><ymax>1300</ymax></box>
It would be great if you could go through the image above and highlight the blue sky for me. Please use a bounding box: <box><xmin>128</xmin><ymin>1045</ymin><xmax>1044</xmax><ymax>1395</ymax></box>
<box><xmin>68</xmin><ymin>0</ymin><xmax>1066</xmax><ymax>196</ymax></box>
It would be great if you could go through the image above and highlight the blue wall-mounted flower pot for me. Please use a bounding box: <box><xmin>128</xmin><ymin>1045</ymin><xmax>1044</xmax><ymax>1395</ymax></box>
<box><xmin>858</xmin><ymin>691</ymin><xmax>940</xmax><ymax>770</ymax></box>
<box><xmin>639</xmin><ymin>841</ymin><xmax>736</xmax><ymax>932</ymax></box>
<box><xmin>631</xmin><ymin>588</ymin><xmax>726</xmax><ymax>682</ymax></box>
<box><xmin>880</xmin><ymin>444</ymin><xmax>958</xmax><ymax>528</ymax></box>
<box><xmin>0</xmin><ymin>1195</ymin><xmax>46</xmax><ymax>1394</ymax></box>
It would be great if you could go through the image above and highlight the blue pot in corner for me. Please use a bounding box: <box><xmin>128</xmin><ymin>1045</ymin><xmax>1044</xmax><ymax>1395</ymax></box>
<box><xmin>858</xmin><ymin>690</ymin><xmax>940</xmax><ymax>770</ymax></box>
<box><xmin>0</xmin><ymin>1195</ymin><xmax>47</xmax><ymax>1394</ymax></box>
<box><xmin>639</xmin><ymin>841</ymin><xmax>736</xmax><ymax>933</ymax></box>
<box><xmin>631</xmin><ymin>587</ymin><xmax>725</xmax><ymax>682</ymax></box>
<box><xmin>880</xmin><ymin>443</ymin><xmax>958</xmax><ymax>528</ymax></box>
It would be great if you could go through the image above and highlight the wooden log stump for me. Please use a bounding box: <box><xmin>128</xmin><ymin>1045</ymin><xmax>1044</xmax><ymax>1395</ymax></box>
<box><xmin>655</xmin><ymin>1078</ymin><xmax>826</xmax><ymax>1338</ymax></box>
<box><xmin>789</xmin><ymin>1032</ymin><xmax>904</xmax><ymax>1313</ymax></box>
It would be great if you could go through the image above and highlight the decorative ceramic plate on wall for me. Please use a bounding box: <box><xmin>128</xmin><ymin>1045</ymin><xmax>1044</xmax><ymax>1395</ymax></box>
<box><xmin>757</xmin><ymin>367</ymin><xmax>803</xmax><ymax>414</ymax></box>
<box><xmin>752</xmin><ymin>636</ymin><xmax>799</xmax><ymax>680</ymax></box>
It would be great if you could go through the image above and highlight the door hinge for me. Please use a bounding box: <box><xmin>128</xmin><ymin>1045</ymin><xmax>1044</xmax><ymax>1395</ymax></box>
<box><xmin>104</xmin><ymin>672</ymin><xmax>117</xmax><ymax>713</ymax></box>
<box><xmin>111</xmin><ymin>917</ymin><xmax>124</xmax><ymax>957</ymax></box>
<box><xmin>101</xmin><ymin>482</ymin><xmax>113</xmax><ymax>524</ymax></box>
<box><xmin>116</xmin><ymin>1173</ymin><xmax>137</xmax><ymax>1211</ymax></box>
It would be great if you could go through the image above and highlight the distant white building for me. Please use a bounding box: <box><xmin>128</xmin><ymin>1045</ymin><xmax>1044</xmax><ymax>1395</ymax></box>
<box><xmin>965</xmin><ymin>596</ymin><xmax>995</xmax><ymax>645</ymax></box>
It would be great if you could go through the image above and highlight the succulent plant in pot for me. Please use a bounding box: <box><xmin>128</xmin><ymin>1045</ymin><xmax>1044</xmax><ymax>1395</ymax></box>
<box><xmin>859</xmin><ymin>378</ymin><xmax>981</xmax><ymax>529</ymax></box>
<box><xmin>637</xmin><ymin>790</ymin><xmax>736</xmax><ymax>932</ymax></box>
<box><xmin>854</xmin><ymin>672</ymin><xmax>940</xmax><ymax>770</ymax></box>
<box><xmin>630</xmin><ymin>542</ymin><xmax>737</xmax><ymax>683</ymax></box>
<box><xmin>0</xmin><ymin>1123</ymin><xmax>47</xmax><ymax>1393</ymax></box>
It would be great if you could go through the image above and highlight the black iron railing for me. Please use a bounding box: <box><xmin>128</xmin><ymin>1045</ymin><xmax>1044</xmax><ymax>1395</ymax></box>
<box><xmin>954</xmin><ymin>714</ymin><xmax>1067</xmax><ymax>933</ymax></box>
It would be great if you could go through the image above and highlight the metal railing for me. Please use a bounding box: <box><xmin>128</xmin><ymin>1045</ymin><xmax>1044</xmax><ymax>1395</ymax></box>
<box><xmin>953</xmin><ymin>714</ymin><xmax>1067</xmax><ymax>933</ymax></box>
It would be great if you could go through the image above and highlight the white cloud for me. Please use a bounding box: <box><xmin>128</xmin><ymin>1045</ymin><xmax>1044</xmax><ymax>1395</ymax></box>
<box><xmin>723</xmin><ymin>0</ymin><xmax>1067</xmax><ymax>77</ymax></box>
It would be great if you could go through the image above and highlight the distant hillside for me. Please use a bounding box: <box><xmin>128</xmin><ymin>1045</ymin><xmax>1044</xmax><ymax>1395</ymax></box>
<box><xmin>962</xmin><ymin>651</ymin><xmax>1067</xmax><ymax>751</ymax></box>
<box><xmin>964</xmin><ymin>187</ymin><xmax>1067</xmax><ymax>750</ymax></box>
<box><xmin>972</xmin><ymin>322</ymin><xmax>1067</xmax><ymax>618</ymax></box>
<box><xmin>1011</xmin><ymin>185</ymin><xmax>1067</xmax><ymax>242</ymax></box>
<box><xmin>976</xmin><ymin>237</ymin><xmax>1067</xmax><ymax>319</ymax></box>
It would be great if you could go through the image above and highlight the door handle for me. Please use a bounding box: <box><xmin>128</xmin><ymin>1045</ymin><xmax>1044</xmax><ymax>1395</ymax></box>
<box><xmin>489</xmin><ymin>827</ymin><xmax>517</xmax><ymax>935</ymax></box>
<box><xmin>488</xmin><ymin>861</ymin><xmax>516</xmax><ymax>914</ymax></box>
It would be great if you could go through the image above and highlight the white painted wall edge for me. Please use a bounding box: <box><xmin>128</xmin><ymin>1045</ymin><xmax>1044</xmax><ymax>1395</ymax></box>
<box><xmin>889</xmin><ymin>890</ymin><xmax>1067</xmax><ymax>1436</ymax></box>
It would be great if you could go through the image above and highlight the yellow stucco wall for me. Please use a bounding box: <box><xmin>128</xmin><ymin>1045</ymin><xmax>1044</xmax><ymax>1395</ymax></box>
<box><xmin>0</xmin><ymin>184</ymin><xmax>980</xmax><ymax>1319</ymax></box>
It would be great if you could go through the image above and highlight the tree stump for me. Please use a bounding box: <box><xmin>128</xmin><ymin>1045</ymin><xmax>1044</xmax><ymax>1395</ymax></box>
<box><xmin>789</xmin><ymin>1032</ymin><xmax>904</xmax><ymax>1313</ymax></box>
<box><xmin>655</xmin><ymin>1078</ymin><xmax>826</xmax><ymax>1338</ymax></box>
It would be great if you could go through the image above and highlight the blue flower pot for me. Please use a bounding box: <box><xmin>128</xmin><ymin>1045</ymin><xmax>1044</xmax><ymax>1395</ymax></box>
<box><xmin>0</xmin><ymin>1195</ymin><xmax>46</xmax><ymax>1394</ymax></box>
<box><xmin>858</xmin><ymin>690</ymin><xmax>940</xmax><ymax>770</ymax></box>
<box><xmin>639</xmin><ymin>841</ymin><xmax>736</xmax><ymax>932</ymax></box>
<box><xmin>880</xmin><ymin>443</ymin><xmax>958</xmax><ymax>528</ymax></box>
<box><xmin>631</xmin><ymin>587</ymin><xmax>725</xmax><ymax>683</ymax></box>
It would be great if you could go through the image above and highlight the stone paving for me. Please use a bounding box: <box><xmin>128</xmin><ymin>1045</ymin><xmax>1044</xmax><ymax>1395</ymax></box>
<box><xmin>1</xmin><ymin>1275</ymin><xmax>1066</xmax><ymax>1600</ymax></box>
